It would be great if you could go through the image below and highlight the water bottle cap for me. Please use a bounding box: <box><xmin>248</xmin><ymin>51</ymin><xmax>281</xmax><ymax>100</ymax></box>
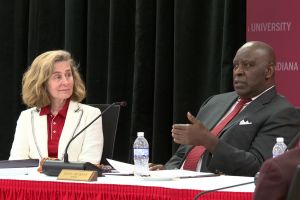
<box><xmin>137</xmin><ymin>132</ymin><xmax>144</xmax><ymax>137</ymax></box>
<box><xmin>276</xmin><ymin>137</ymin><xmax>284</xmax><ymax>142</ymax></box>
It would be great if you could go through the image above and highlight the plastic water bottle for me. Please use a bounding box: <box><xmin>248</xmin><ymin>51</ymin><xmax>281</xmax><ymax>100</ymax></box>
<box><xmin>133</xmin><ymin>132</ymin><xmax>150</xmax><ymax>176</ymax></box>
<box><xmin>272</xmin><ymin>137</ymin><xmax>287</xmax><ymax>158</ymax></box>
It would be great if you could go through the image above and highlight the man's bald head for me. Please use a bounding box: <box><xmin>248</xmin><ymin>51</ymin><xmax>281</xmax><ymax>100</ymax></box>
<box><xmin>232</xmin><ymin>41</ymin><xmax>276</xmax><ymax>98</ymax></box>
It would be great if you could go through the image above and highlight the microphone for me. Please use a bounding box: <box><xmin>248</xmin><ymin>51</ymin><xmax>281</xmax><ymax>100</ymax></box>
<box><xmin>42</xmin><ymin>101</ymin><xmax>127</xmax><ymax>177</ymax></box>
<box><xmin>193</xmin><ymin>180</ymin><xmax>254</xmax><ymax>200</ymax></box>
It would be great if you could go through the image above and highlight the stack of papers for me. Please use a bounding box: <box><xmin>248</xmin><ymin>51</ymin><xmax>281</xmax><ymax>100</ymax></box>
<box><xmin>105</xmin><ymin>159</ymin><xmax>217</xmax><ymax>181</ymax></box>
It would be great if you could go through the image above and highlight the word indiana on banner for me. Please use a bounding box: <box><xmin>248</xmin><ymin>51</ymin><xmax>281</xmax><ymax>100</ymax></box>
<box><xmin>247</xmin><ymin>0</ymin><xmax>300</xmax><ymax>106</ymax></box>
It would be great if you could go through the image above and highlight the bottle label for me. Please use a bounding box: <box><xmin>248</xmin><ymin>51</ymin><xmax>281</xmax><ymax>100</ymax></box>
<box><xmin>272</xmin><ymin>143</ymin><xmax>287</xmax><ymax>158</ymax></box>
<box><xmin>134</xmin><ymin>148</ymin><xmax>149</xmax><ymax>156</ymax></box>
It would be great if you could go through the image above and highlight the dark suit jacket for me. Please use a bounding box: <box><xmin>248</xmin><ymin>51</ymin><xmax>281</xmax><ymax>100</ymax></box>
<box><xmin>253</xmin><ymin>147</ymin><xmax>300</xmax><ymax>200</ymax></box>
<box><xmin>165</xmin><ymin>87</ymin><xmax>300</xmax><ymax>176</ymax></box>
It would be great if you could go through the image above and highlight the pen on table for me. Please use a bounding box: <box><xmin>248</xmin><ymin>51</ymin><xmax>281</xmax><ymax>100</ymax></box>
<box><xmin>178</xmin><ymin>173</ymin><xmax>220</xmax><ymax>179</ymax></box>
<box><xmin>103</xmin><ymin>173</ymin><xmax>134</xmax><ymax>176</ymax></box>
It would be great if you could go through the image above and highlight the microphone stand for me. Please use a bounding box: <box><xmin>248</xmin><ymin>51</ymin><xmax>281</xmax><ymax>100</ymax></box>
<box><xmin>193</xmin><ymin>181</ymin><xmax>254</xmax><ymax>200</ymax></box>
<box><xmin>63</xmin><ymin>102</ymin><xmax>126</xmax><ymax>162</ymax></box>
<box><xmin>42</xmin><ymin>101</ymin><xmax>126</xmax><ymax>177</ymax></box>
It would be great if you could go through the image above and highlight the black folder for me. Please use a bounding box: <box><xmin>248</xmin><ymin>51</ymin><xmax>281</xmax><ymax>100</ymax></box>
<box><xmin>0</xmin><ymin>159</ymin><xmax>39</xmax><ymax>168</ymax></box>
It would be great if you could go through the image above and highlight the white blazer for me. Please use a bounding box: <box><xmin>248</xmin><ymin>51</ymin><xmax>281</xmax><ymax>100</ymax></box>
<box><xmin>9</xmin><ymin>101</ymin><xmax>103</xmax><ymax>164</ymax></box>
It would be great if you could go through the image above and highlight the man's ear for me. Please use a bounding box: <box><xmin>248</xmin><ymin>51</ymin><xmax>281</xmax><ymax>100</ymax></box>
<box><xmin>265</xmin><ymin>63</ymin><xmax>275</xmax><ymax>79</ymax></box>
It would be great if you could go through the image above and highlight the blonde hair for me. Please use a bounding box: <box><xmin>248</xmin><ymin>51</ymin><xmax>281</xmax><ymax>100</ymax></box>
<box><xmin>22</xmin><ymin>50</ymin><xmax>86</xmax><ymax>108</ymax></box>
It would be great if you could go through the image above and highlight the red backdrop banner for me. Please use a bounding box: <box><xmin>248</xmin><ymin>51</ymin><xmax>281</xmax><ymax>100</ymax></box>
<box><xmin>247</xmin><ymin>0</ymin><xmax>300</xmax><ymax>106</ymax></box>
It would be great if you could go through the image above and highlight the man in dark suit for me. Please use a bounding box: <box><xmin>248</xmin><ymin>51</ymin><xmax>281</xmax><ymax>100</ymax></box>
<box><xmin>253</xmin><ymin>134</ymin><xmax>300</xmax><ymax>200</ymax></box>
<box><xmin>150</xmin><ymin>41</ymin><xmax>300</xmax><ymax>177</ymax></box>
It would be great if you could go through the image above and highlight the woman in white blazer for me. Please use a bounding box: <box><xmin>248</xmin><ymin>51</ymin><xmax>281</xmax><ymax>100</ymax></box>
<box><xmin>9</xmin><ymin>50</ymin><xmax>103</xmax><ymax>164</ymax></box>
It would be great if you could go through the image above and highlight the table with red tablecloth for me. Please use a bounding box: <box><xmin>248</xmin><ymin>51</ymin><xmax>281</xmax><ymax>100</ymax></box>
<box><xmin>0</xmin><ymin>168</ymin><xmax>254</xmax><ymax>200</ymax></box>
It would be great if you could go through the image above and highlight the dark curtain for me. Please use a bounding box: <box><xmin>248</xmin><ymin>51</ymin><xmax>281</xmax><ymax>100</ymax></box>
<box><xmin>0</xmin><ymin>0</ymin><xmax>246</xmax><ymax>164</ymax></box>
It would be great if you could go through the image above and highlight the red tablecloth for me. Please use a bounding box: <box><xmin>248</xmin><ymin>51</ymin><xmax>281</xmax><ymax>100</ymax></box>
<box><xmin>0</xmin><ymin>179</ymin><xmax>253</xmax><ymax>200</ymax></box>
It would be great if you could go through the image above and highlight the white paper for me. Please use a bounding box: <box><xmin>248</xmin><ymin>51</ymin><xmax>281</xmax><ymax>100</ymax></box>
<box><xmin>0</xmin><ymin>167</ymin><xmax>33</xmax><ymax>176</ymax></box>
<box><xmin>105</xmin><ymin>158</ymin><xmax>212</xmax><ymax>179</ymax></box>
<box><xmin>149</xmin><ymin>169</ymin><xmax>203</xmax><ymax>178</ymax></box>
<box><xmin>106</xmin><ymin>158</ymin><xmax>134</xmax><ymax>174</ymax></box>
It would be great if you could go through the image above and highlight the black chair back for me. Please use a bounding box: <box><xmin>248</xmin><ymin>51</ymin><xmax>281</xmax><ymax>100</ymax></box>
<box><xmin>287</xmin><ymin>164</ymin><xmax>300</xmax><ymax>200</ymax></box>
<box><xmin>89</xmin><ymin>104</ymin><xmax>120</xmax><ymax>164</ymax></box>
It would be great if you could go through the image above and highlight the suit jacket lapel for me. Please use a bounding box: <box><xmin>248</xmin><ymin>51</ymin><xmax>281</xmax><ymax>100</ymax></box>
<box><xmin>207</xmin><ymin>94</ymin><xmax>238</xmax><ymax>131</ymax></box>
<box><xmin>32</xmin><ymin>109</ymin><xmax>48</xmax><ymax>158</ymax></box>
<box><xmin>57</xmin><ymin>101</ymin><xmax>83</xmax><ymax>159</ymax></box>
<box><xmin>219</xmin><ymin>87</ymin><xmax>277</xmax><ymax>135</ymax></box>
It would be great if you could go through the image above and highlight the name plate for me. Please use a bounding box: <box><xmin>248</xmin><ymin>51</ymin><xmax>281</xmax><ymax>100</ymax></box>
<box><xmin>57</xmin><ymin>169</ymin><xmax>97</xmax><ymax>181</ymax></box>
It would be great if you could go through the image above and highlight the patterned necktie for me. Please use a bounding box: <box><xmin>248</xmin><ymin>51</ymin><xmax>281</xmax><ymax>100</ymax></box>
<box><xmin>182</xmin><ymin>98</ymin><xmax>251</xmax><ymax>171</ymax></box>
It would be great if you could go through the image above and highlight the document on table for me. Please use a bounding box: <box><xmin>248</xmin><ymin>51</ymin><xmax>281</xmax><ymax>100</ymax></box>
<box><xmin>105</xmin><ymin>159</ymin><xmax>217</xmax><ymax>179</ymax></box>
<box><xmin>105</xmin><ymin>159</ymin><xmax>134</xmax><ymax>175</ymax></box>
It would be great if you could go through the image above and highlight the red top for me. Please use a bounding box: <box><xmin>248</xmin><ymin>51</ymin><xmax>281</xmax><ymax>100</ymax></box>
<box><xmin>40</xmin><ymin>99</ymin><xmax>70</xmax><ymax>158</ymax></box>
